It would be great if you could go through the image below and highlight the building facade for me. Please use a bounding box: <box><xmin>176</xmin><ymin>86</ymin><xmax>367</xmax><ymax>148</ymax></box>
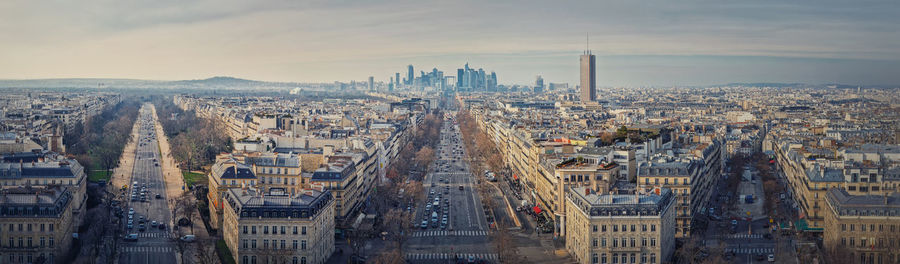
<box><xmin>824</xmin><ymin>188</ymin><xmax>900</xmax><ymax>264</ymax></box>
<box><xmin>0</xmin><ymin>186</ymin><xmax>76</xmax><ymax>264</ymax></box>
<box><xmin>222</xmin><ymin>188</ymin><xmax>335</xmax><ymax>264</ymax></box>
<box><xmin>565</xmin><ymin>187</ymin><xmax>676</xmax><ymax>264</ymax></box>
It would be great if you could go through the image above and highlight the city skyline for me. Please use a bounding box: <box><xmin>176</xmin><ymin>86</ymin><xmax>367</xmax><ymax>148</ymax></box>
<box><xmin>1</xmin><ymin>1</ymin><xmax>899</xmax><ymax>86</ymax></box>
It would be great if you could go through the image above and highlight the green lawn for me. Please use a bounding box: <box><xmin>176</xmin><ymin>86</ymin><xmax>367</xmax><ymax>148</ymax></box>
<box><xmin>216</xmin><ymin>239</ymin><xmax>236</xmax><ymax>264</ymax></box>
<box><xmin>88</xmin><ymin>170</ymin><xmax>112</xmax><ymax>182</ymax></box>
<box><xmin>182</xmin><ymin>171</ymin><xmax>206</xmax><ymax>187</ymax></box>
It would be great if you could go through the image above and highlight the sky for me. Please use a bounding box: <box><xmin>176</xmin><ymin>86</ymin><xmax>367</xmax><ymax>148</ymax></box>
<box><xmin>1</xmin><ymin>0</ymin><xmax>899</xmax><ymax>86</ymax></box>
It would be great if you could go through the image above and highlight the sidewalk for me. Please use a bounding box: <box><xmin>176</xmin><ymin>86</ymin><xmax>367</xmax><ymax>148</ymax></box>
<box><xmin>109</xmin><ymin>106</ymin><xmax>143</xmax><ymax>192</ymax></box>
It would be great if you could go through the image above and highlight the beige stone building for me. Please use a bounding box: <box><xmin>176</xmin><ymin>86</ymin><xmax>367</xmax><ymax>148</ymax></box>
<box><xmin>0</xmin><ymin>186</ymin><xmax>76</xmax><ymax>264</ymax></box>
<box><xmin>565</xmin><ymin>186</ymin><xmax>676</xmax><ymax>264</ymax></box>
<box><xmin>637</xmin><ymin>158</ymin><xmax>701</xmax><ymax>238</ymax></box>
<box><xmin>222</xmin><ymin>187</ymin><xmax>335</xmax><ymax>264</ymax></box>
<box><xmin>554</xmin><ymin>158</ymin><xmax>619</xmax><ymax>236</ymax></box>
<box><xmin>824</xmin><ymin>188</ymin><xmax>900</xmax><ymax>264</ymax></box>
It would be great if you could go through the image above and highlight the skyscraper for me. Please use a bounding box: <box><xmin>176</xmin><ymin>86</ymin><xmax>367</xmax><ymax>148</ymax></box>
<box><xmin>407</xmin><ymin>65</ymin><xmax>414</xmax><ymax>85</ymax></box>
<box><xmin>395</xmin><ymin>72</ymin><xmax>400</xmax><ymax>88</ymax></box>
<box><xmin>535</xmin><ymin>75</ymin><xmax>544</xmax><ymax>93</ymax></box>
<box><xmin>368</xmin><ymin>76</ymin><xmax>374</xmax><ymax>91</ymax></box>
<box><xmin>580</xmin><ymin>51</ymin><xmax>596</xmax><ymax>103</ymax></box>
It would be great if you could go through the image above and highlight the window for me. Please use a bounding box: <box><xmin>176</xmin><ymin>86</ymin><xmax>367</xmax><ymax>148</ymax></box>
<box><xmin>40</xmin><ymin>224</ymin><xmax>45</xmax><ymax>232</ymax></box>
<box><xmin>642</xmin><ymin>224</ymin><xmax>647</xmax><ymax>232</ymax></box>
<box><xmin>862</xmin><ymin>224</ymin><xmax>867</xmax><ymax>231</ymax></box>
<box><xmin>612</xmin><ymin>238</ymin><xmax>618</xmax><ymax>247</ymax></box>
<box><xmin>602</xmin><ymin>225</ymin><xmax>607</xmax><ymax>232</ymax></box>
<box><xmin>40</xmin><ymin>237</ymin><xmax>45</xmax><ymax>247</ymax></box>
<box><xmin>630</xmin><ymin>237</ymin><xmax>635</xmax><ymax>247</ymax></box>
<box><xmin>280</xmin><ymin>226</ymin><xmax>285</xmax><ymax>234</ymax></box>
<box><xmin>49</xmin><ymin>237</ymin><xmax>53</xmax><ymax>247</ymax></box>
<box><xmin>263</xmin><ymin>240</ymin><xmax>268</xmax><ymax>249</ymax></box>
<box><xmin>630</xmin><ymin>253</ymin><xmax>636</xmax><ymax>263</ymax></box>
<box><xmin>641</xmin><ymin>253</ymin><xmax>647</xmax><ymax>263</ymax></box>
<box><xmin>642</xmin><ymin>237</ymin><xmax>647</xmax><ymax>247</ymax></box>
<box><xmin>49</xmin><ymin>224</ymin><xmax>53</xmax><ymax>232</ymax></box>
<box><xmin>593</xmin><ymin>225</ymin><xmax>598</xmax><ymax>232</ymax></box>
<box><xmin>612</xmin><ymin>254</ymin><xmax>618</xmax><ymax>264</ymax></box>
<box><xmin>613</xmin><ymin>225</ymin><xmax>618</xmax><ymax>232</ymax></box>
<box><xmin>592</xmin><ymin>238</ymin><xmax>598</xmax><ymax>247</ymax></box>
<box><xmin>651</xmin><ymin>224</ymin><xmax>656</xmax><ymax>232</ymax></box>
<box><xmin>302</xmin><ymin>226</ymin><xmax>307</xmax><ymax>235</ymax></box>
<box><xmin>293</xmin><ymin>226</ymin><xmax>298</xmax><ymax>234</ymax></box>
<box><xmin>851</xmin><ymin>225</ymin><xmax>855</xmax><ymax>231</ymax></box>
<box><xmin>842</xmin><ymin>224</ymin><xmax>846</xmax><ymax>231</ymax></box>
<box><xmin>592</xmin><ymin>253</ymin><xmax>599</xmax><ymax>264</ymax></box>
<box><xmin>621</xmin><ymin>254</ymin><xmax>626</xmax><ymax>263</ymax></box>
<box><xmin>251</xmin><ymin>240</ymin><xmax>257</xmax><ymax>249</ymax></box>
<box><xmin>293</xmin><ymin>240</ymin><xmax>298</xmax><ymax>249</ymax></box>
<box><xmin>264</xmin><ymin>226</ymin><xmax>269</xmax><ymax>234</ymax></box>
<box><xmin>242</xmin><ymin>240</ymin><xmax>248</xmax><ymax>249</ymax></box>
<box><xmin>651</xmin><ymin>253</ymin><xmax>656</xmax><ymax>263</ymax></box>
<box><xmin>651</xmin><ymin>238</ymin><xmax>656</xmax><ymax>247</ymax></box>
<box><xmin>293</xmin><ymin>257</ymin><xmax>298</xmax><ymax>264</ymax></box>
<box><xmin>631</xmin><ymin>225</ymin><xmax>635</xmax><ymax>232</ymax></box>
<box><xmin>301</xmin><ymin>240</ymin><xmax>307</xmax><ymax>250</ymax></box>
<box><xmin>243</xmin><ymin>226</ymin><xmax>248</xmax><ymax>234</ymax></box>
<box><xmin>252</xmin><ymin>226</ymin><xmax>257</xmax><ymax>234</ymax></box>
<box><xmin>601</xmin><ymin>238</ymin><xmax>606</xmax><ymax>247</ymax></box>
<box><xmin>842</xmin><ymin>238</ymin><xmax>846</xmax><ymax>246</ymax></box>
<box><xmin>281</xmin><ymin>240</ymin><xmax>285</xmax><ymax>249</ymax></box>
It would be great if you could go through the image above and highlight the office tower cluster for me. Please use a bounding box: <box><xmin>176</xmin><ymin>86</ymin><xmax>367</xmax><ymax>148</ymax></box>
<box><xmin>456</xmin><ymin>63</ymin><xmax>497</xmax><ymax>93</ymax></box>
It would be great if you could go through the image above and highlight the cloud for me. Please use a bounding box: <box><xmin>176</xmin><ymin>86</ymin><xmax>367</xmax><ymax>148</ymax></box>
<box><xmin>0</xmin><ymin>0</ymin><xmax>898</xmax><ymax>85</ymax></box>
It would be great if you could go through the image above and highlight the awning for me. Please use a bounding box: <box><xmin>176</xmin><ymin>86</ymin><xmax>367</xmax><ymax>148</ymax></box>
<box><xmin>513</xmin><ymin>174</ymin><xmax>518</xmax><ymax>180</ymax></box>
<box><xmin>533</xmin><ymin>206</ymin><xmax>542</xmax><ymax>214</ymax></box>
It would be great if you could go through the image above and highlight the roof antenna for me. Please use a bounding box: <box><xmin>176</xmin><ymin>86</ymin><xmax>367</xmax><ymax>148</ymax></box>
<box><xmin>585</xmin><ymin>33</ymin><xmax>590</xmax><ymax>55</ymax></box>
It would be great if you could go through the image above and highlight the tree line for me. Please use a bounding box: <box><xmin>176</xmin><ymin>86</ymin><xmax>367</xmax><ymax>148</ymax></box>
<box><xmin>64</xmin><ymin>99</ymin><xmax>140</xmax><ymax>179</ymax></box>
<box><xmin>151</xmin><ymin>96</ymin><xmax>232</xmax><ymax>171</ymax></box>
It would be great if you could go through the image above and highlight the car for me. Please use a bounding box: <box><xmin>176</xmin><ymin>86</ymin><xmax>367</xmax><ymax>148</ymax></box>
<box><xmin>127</xmin><ymin>219</ymin><xmax>134</xmax><ymax>225</ymax></box>
<box><xmin>180</xmin><ymin>235</ymin><xmax>196</xmax><ymax>242</ymax></box>
<box><xmin>731</xmin><ymin>220</ymin><xmax>738</xmax><ymax>226</ymax></box>
<box><xmin>459</xmin><ymin>185</ymin><xmax>464</xmax><ymax>190</ymax></box>
<box><xmin>127</xmin><ymin>224</ymin><xmax>133</xmax><ymax>229</ymax></box>
<box><xmin>421</xmin><ymin>221</ymin><xmax>428</xmax><ymax>229</ymax></box>
<box><xmin>138</xmin><ymin>224</ymin><xmax>146</xmax><ymax>232</ymax></box>
<box><xmin>156</xmin><ymin>194</ymin><xmax>162</xmax><ymax>199</ymax></box>
<box><xmin>128</xmin><ymin>208</ymin><xmax>134</xmax><ymax>215</ymax></box>
<box><xmin>755</xmin><ymin>254</ymin><xmax>765</xmax><ymax>261</ymax></box>
<box><xmin>767</xmin><ymin>254</ymin><xmax>775</xmax><ymax>262</ymax></box>
<box><xmin>125</xmin><ymin>234</ymin><xmax>139</xmax><ymax>241</ymax></box>
<box><xmin>150</xmin><ymin>221</ymin><xmax>158</xmax><ymax>227</ymax></box>
<box><xmin>158</xmin><ymin>223</ymin><xmax>166</xmax><ymax>230</ymax></box>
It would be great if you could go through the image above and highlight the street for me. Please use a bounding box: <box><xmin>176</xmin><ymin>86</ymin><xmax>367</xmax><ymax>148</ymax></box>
<box><xmin>405</xmin><ymin>116</ymin><xmax>496</xmax><ymax>263</ymax></box>
<box><xmin>118</xmin><ymin>104</ymin><xmax>178</xmax><ymax>264</ymax></box>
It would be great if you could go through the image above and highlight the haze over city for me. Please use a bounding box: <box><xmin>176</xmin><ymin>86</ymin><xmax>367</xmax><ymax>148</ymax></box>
<box><xmin>2</xmin><ymin>0</ymin><xmax>899</xmax><ymax>86</ymax></box>
<box><xmin>1</xmin><ymin>1</ymin><xmax>899</xmax><ymax>264</ymax></box>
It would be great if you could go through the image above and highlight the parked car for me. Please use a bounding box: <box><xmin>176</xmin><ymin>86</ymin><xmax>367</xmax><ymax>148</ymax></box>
<box><xmin>180</xmin><ymin>235</ymin><xmax>196</xmax><ymax>242</ymax></box>
<box><xmin>125</xmin><ymin>234</ymin><xmax>138</xmax><ymax>241</ymax></box>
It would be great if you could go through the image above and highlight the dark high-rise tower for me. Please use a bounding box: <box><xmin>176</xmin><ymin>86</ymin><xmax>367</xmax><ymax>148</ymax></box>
<box><xmin>407</xmin><ymin>65</ymin><xmax>414</xmax><ymax>85</ymax></box>
<box><xmin>580</xmin><ymin>40</ymin><xmax>596</xmax><ymax>103</ymax></box>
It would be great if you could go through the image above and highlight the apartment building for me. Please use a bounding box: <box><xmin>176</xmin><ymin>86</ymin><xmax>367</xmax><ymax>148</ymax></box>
<box><xmin>554</xmin><ymin>157</ymin><xmax>619</xmax><ymax>236</ymax></box>
<box><xmin>637</xmin><ymin>158</ymin><xmax>700</xmax><ymax>238</ymax></box>
<box><xmin>222</xmin><ymin>187</ymin><xmax>335</xmax><ymax>264</ymax></box>
<box><xmin>0</xmin><ymin>186</ymin><xmax>76</xmax><ymax>264</ymax></box>
<box><xmin>565</xmin><ymin>186</ymin><xmax>675</xmax><ymax>264</ymax></box>
<box><xmin>824</xmin><ymin>188</ymin><xmax>900</xmax><ymax>264</ymax></box>
<box><xmin>0</xmin><ymin>157</ymin><xmax>87</xmax><ymax>227</ymax></box>
<box><xmin>309</xmin><ymin>147</ymin><xmax>378</xmax><ymax>225</ymax></box>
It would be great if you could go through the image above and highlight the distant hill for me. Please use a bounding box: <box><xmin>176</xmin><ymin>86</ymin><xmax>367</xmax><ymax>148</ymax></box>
<box><xmin>168</xmin><ymin>76</ymin><xmax>264</xmax><ymax>86</ymax></box>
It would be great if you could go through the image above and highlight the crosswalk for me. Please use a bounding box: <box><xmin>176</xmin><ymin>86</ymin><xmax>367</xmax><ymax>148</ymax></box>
<box><xmin>138</xmin><ymin>232</ymin><xmax>172</xmax><ymax>238</ymax></box>
<box><xmin>411</xmin><ymin>230</ymin><xmax>488</xmax><ymax>237</ymax></box>
<box><xmin>406</xmin><ymin>253</ymin><xmax>498</xmax><ymax>261</ymax></box>
<box><xmin>726</xmin><ymin>234</ymin><xmax>763</xmax><ymax>239</ymax></box>
<box><xmin>725</xmin><ymin>248</ymin><xmax>774</xmax><ymax>254</ymax></box>
<box><xmin>122</xmin><ymin>246</ymin><xmax>174</xmax><ymax>253</ymax></box>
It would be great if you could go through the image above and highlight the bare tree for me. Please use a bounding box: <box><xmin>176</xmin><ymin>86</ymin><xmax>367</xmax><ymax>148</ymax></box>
<box><xmin>491</xmin><ymin>222</ymin><xmax>519</xmax><ymax>263</ymax></box>
<box><xmin>195</xmin><ymin>238</ymin><xmax>220</xmax><ymax>264</ymax></box>
<box><xmin>371</xmin><ymin>248</ymin><xmax>405</xmax><ymax>264</ymax></box>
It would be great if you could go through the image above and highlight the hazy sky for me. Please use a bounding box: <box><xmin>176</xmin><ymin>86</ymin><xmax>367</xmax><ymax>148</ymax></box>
<box><xmin>1</xmin><ymin>0</ymin><xmax>898</xmax><ymax>86</ymax></box>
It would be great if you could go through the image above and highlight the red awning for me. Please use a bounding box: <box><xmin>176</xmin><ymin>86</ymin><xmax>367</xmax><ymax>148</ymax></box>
<box><xmin>513</xmin><ymin>174</ymin><xmax>518</xmax><ymax>180</ymax></box>
<box><xmin>533</xmin><ymin>206</ymin><xmax>542</xmax><ymax>214</ymax></box>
